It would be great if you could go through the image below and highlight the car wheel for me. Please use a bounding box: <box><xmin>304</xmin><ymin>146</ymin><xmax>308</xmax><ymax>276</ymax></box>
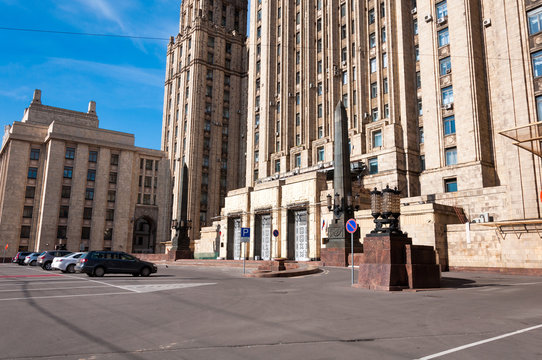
<box><xmin>30</xmin><ymin>260</ymin><xmax>36</xmax><ymax>266</ymax></box>
<box><xmin>67</xmin><ymin>264</ymin><xmax>75</xmax><ymax>273</ymax></box>
<box><xmin>94</xmin><ymin>267</ymin><xmax>105</xmax><ymax>277</ymax></box>
<box><xmin>131</xmin><ymin>273</ymin><xmax>139</xmax><ymax>277</ymax></box>
<box><xmin>61</xmin><ymin>270</ymin><xmax>67</xmax><ymax>273</ymax></box>
<box><xmin>44</xmin><ymin>262</ymin><xmax>52</xmax><ymax>271</ymax></box>
<box><xmin>140</xmin><ymin>267</ymin><xmax>151</xmax><ymax>277</ymax></box>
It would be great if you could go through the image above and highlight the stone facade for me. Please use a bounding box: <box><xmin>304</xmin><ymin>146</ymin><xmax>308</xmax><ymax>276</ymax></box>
<box><xmin>191</xmin><ymin>1</ymin><xmax>542</xmax><ymax>271</ymax></box>
<box><xmin>0</xmin><ymin>91</ymin><xmax>170</xmax><ymax>257</ymax></box>
<box><xmin>161</xmin><ymin>0</ymin><xmax>248</xmax><ymax>247</ymax></box>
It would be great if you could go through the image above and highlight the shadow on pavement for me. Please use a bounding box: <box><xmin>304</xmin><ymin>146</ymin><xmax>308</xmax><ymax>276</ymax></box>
<box><xmin>441</xmin><ymin>276</ymin><xmax>508</xmax><ymax>289</ymax></box>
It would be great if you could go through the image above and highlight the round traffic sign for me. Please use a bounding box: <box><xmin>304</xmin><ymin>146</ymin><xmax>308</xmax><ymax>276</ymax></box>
<box><xmin>273</xmin><ymin>229</ymin><xmax>279</xmax><ymax>237</ymax></box>
<box><xmin>345</xmin><ymin>219</ymin><xmax>358</xmax><ymax>234</ymax></box>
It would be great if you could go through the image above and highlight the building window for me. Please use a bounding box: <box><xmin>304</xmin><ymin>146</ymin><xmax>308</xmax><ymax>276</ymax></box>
<box><xmin>373</xmin><ymin>130</ymin><xmax>382</xmax><ymax>148</ymax></box>
<box><xmin>419</xmin><ymin>127</ymin><xmax>424</xmax><ymax>143</ymax></box>
<box><xmin>30</xmin><ymin>148</ymin><xmax>40</xmax><ymax>161</ymax></box>
<box><xmin>23</xmin><ymin>206</ymin><xmax>33</xmax><ymax>218</ymax></box>
<box><xmin>59</xmin><ymin>206</ymin><xmax>69</xmax><ymax>218</ymax></box>
<box><xmin>384</xmin><ymin>104</ymin><xmax>389</xmax><ymax>118</ymax></box>
<box><xmin>444</xmin><ymin>178</ymin><xmax>457</xmax><ymax>192</ymax></box>
<box><xmin>317</xmin><ymin>60</ymin><xmax>323</xmax><ymax>73</ymax></box>
<box><xmin>416</xmin><ymin>71</ymin><xmax>421</xmax><ymax>88</ymax></box>
<box><xmin>532</xmin><ymin>51</ymin><xmax>542</xmax><ymax>78</ymax></box>
<box><xmin>296</xmin><ymin>93</ymin><xmax>300</xmax><ymax>105</ymax></box>
<box><xmin>383</xmin><ymin>78</ymin><xmax>388</xmax><ymax>94</ymax></box>
<box><xmin>106</xmin><ymin>209</ymin><xmax>114</xmax><ymax>221</ymax></box>
<box><xmin>88</xmin><ymin>151</ymin><xmax>98</xmax><ymax>163</ymax></box>
<box><xmin>420</xmin><ymin>155</ymin><xmax>426</xmax><ymax>171</ymax></box>
<box><xmin>63</xmin><ymin>166</ymin><xmax>73</xmax><ymax>179</ymax></box>
<box><xmin>318</xmin><ymin>126</ymin><xmax>323</xmax><ymax>138</ymax></box>
<box><xmin>414</xmin><ymin>19</ymin><xmax>418</xmax><ymax>35</ymax></box>
<box><xmin>442</xmin><ymin>86</ymin><xmax>454</xmax><ymax>105</ymax></box>
<box><xmin>57</xmin><ymin>225</ymin><xmax>67</xmax><ymax>239</ymax></box>
<box><xmin>369</xmin><ymin>33</ymin><xmax>376</xmax><ymax>48</ymax></box>
<box><xmin>20</xmin><ymin>226</ymin><xmax>31</xmax><ymax>238</ymax></box>
<box><xmin>343</xmin><ymin>93</ymin><xmax>349</xmax><ymax>108</ymax></box>
<box><xmin>341</xmin><ymin>47</ymin><xmax>347</xmax><ymax>62</ymax></box>
<box><xmin>296</xmin><ymin>134</ymin><xmax>301</xmax><ymax>145</ymax></box>
<box><xmin>318</xmin><ymin>82</ymin><xmax>323</xmax><ymax>95</ymax></box>
<box><xmin>61</xmin><ymin>186</ymin><xmax>71</xmax><ymax>198</ymax></box>
<box><xmin>108</xmin><ymin>190</ymin><xmax>116</xmax><ymax>202</ymax></box>
<box><xmin>25</xmin><ymin>186</ymin><xmax>35</xmax><ymax>199</ymax></box>
<box><xmin>537</xmin><ymin>96</ymin><xmax>542</xmax><ymax>121</ymax></box>
<box><xmin>144</xmin><ymin>176</ymin><xmax>152</xmax><ymax>188</ymax></box>
<box><xmin>342</xmin><ymin>71</ymin><xmax>348</xmax><ymax>84</ymax></box>
<box><xmin>445</xmin><ymin>147</ymin><xmax>457</xmax><ymax>166</ymax></box>
<box><xmin>415</xmin><ymin>45</ymin><xmax>420</xmax><ymax>62</ymax></box>
<box><xmin>438</xmin><ymin>28</ymin><xmax>449</xmax><ymax>47</ymax></box>
<box><xmin>444</xmin><ymin>115</ymin><xmax>456</xmax><ymax>135</ymax></box>
<box><xmin>381</xmin><ymin>27</ymin><xmax>386</xmax><ymax>43</ymax></box>
<box><xmin>143</xmin><ymin>194</ymin><xmax>151</xmax><ymax>205</ymax></box>
<box><xmin>372</xmin><ymin>108</ymin><xmax>379</xmax><ymax>122</ymax></box>
<box><xmin>368</xmin><ymin>158</ymin><xmax>378</xmax><ymax>174</ymax></box>
<box><xmin>296</xmin><ymin>32</ymin><xmax>300</xmax><ymax>44</ymax></box>
<box><xmin>418</xmin><ymin>99</ymin><xmax>423</xmax><ymax>116</ymax></box>
<box><xmin>382</xmin><ymin>53</ymin><xmax>388</xmax><ymax>68</ymax></box>
<box><xmin>85</xmin><ymin>188</ymin><xmax>94</xmax><ymax>200</ymax></box>
<box><xmin>370</xmin><ymin>58</ymin><xmax>377</xmax><ymax>73</ymax></box>
<box><xmin>436</xmin><ymin>0</ymin><xmax>448</xmax><ymax>20</ymax></box>
<box><xmin>529</xmin><ymin>7</ymin><xmax>542</xmax><ymax>35</ymax></box>
<box><xmin>109</xmin><ymin>172</ymin><xmax>117</xmax><ymax>184</ymax></box>
<box><xmin>317</xmin><ymin>147</ymin><xmax>325</xmax><ymax>162</ymax></box>
<box><xmin>83</xmin><ymin>207</ymin><xmax>92</xmax><ymax>220</ymax></box>
<box><xmin>439</xmin><ymin>57</ymin><xmax>451</xmax><ymax>76</ymax></box>
<box><xmin>318</xmin><ymin>104</ymin><xmax>323</xmax><ymax>118</ymax></box>
<box><xmin>87</xmin><ymin>169</ymin><xmax>96</xmax><ymax>182</ymax></box>
<box><xmin>27</xmin><ymin>167</ymin><xmax>38</xmax><ymax>179</ymax></box>
<box><xmin>340</xmin><ymin>3</ymin><xmax>346</xmax><ymax>17</ymax></box>
<box><xmin>295</xmin><ymin>154</ymin><xmax>301</xmax><ymax>168</ymax></box>
<box><xmin>369</xmin><ymin>8</ymin><xmax>375</xmax><ymax>24</ymax></box>
<box><xmin>110</xmin><ymin>154</ymin><xmax>119</xmax><ymax>165</ymax></box>
<box><xmin>65</xmin><ymin>147</ymin><xmax>75</xmax><ymax>160</ymax></box>
<box><xmin>275</xmin><ymin>160</ymin><xmax>280</xmax><ymax>173</ymax></box>
<box><xmin>81</xmin><ymin>227</ymin><xmax>91</xmax><ymax>239</ymax></box>
<box><xmin>104</xmin><ymin>228</ymin><xmax>113</xmax><ymax>240</ymax></box>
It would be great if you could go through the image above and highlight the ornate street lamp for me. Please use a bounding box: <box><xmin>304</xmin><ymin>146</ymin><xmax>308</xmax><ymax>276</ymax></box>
<box><xmin>370</xmin><ymin>185</ymin><xmax>403</xmax><ymax>234</ymax></box>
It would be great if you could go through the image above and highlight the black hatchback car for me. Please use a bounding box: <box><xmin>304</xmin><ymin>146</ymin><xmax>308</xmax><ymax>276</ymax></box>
<box><xmin>76</xmin><ymin>251</ymin><xmax>158</xmax><ymax>277</ymax></box>
<box><xmin>12</xmin><ymin>252</ymin><xmax>32</xmax><ymax>265</ymax></box>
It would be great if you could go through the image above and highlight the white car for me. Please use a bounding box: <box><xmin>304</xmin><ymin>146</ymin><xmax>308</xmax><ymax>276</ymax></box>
<box><xmin>52</xmin><ymin>252</ymin><xmax>86</xmax><ymax>273</ymax></box>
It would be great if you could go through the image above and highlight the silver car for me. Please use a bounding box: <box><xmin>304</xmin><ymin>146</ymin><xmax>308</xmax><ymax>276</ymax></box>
<box><xmin>51</xmin><ymin>252</ymin><xmax>86</xmax><ymax>273</ymax></box>
<box><xmin>24</xmin><ymin>252</ymin><xmax>42</xmax><ymax>266</ymax></box>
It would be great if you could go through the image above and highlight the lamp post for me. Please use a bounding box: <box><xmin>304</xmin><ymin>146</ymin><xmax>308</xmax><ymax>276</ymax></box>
<box><xmin>370</xmin><ymin>185</ymin><xmax>402</xmax><ymax>235</ymax></box>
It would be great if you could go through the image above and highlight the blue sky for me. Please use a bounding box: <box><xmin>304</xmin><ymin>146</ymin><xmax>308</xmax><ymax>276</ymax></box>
<box><xmin>0</xmin><ymin>0</ymin><xmax>182</xmax><ymax>150</ymax></box>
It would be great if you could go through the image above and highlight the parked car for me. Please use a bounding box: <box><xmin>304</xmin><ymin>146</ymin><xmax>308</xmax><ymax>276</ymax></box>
<box><xmin>37</xmin><ymin>250</ymin><xmax>72</xmax><ymax>270</ymax></box>
<box><xmin>76</xmin><ymin>251</ymin><xmax>158</xmax><ymax>277</ymax></box>
<box><xmin>24</xmin><ymin>252</ymin><xmax>42</xmax><ymax>266</ymax></box>
<box><xmin>12</xmin><ymin>252</ymin><xmax>32</xmax><ymax>265</ymax></box>
<box><xmin>51</xmin><ymin>252</ymin><xmax>86</xmax><ymax>273</ymax></box>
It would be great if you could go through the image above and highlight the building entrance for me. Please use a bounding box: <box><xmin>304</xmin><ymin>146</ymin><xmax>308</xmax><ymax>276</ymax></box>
<box><xmin>227</xmin><ymin>217</ymin><xmax>242</xmax><ymax>260</ymax></box>
<box><xmin>254</xmin><ymin>214</ymin><xmax>272</xmax><ymax>260</ymax></box>
<box><xmin>288</xmin><ymin>210</ymin><xmax>309</xmax><ymax>260</ymax></box>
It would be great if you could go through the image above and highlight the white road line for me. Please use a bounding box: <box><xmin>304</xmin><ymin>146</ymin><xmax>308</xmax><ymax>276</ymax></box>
<box><xmin>416</xmin><ymin>324</ymin><xmax>542</xmax><ymax>359</ymax></box>
<box><xmin>0</xmin><ymin>285</ymin><xmax>110</xmax><ymax>293</ymax></box>
<box><xmin>0</xmin><ymin>291</ymin><xmax>133</xmax><ymax>302</ymax></box>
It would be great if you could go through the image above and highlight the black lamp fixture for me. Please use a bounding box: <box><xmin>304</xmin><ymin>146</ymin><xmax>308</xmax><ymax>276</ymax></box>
<box><xmin>370</xmin><ymin>185</ymin><xmax>402</xmax><ymax>234</ymax></box>
<box><xmin>327</xmin><ymin>192</ymin><xmax>360</xmax><ymax>218</ymax></box>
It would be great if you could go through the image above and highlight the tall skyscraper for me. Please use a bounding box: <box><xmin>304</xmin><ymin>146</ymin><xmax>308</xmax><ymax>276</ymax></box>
<box><xmin>211</xmin><ymin>0</ymin><xmax>542</xmax><ymax>266</ymax></box>
<box><xmin>162</xmin><ymin>0</ymin><xmax>248</xmax><ymax>246</ymax></box>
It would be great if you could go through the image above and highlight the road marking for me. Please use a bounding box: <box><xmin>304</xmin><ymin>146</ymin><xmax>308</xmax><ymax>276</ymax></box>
<box><xmin>116</xmin><ymin>283</ymin><xmax>215</xmax><ymax>293</ymax></box>
<box><xmin>0</xmin><ymin>291</ymin><xmax>132</xmax><ymax>302</ymax></box>
<box><xmin>0</xmin><ymin>274</ymin><xmax>62</xmax><ymax>278</ymax></box>
<box><xmin>416</xmin><ymin>323</ymin><xmax>542</xmax><ymax>359</ymax></box>
<box><xmin>0</xmin><ymin>285</ymin><xmax>111</xmax><ymax>293</ymax></box>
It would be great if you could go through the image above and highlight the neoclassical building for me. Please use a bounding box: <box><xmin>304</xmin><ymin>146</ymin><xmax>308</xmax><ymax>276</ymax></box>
<box><xmin>189</xmin><ymin>0</ymin><xmax>542</xmax><ymax>272</ymax></box>
<box><xmin>0</xmin><ymin>90</ymin><xmax>171</xmax><ymax>257</ymax></box>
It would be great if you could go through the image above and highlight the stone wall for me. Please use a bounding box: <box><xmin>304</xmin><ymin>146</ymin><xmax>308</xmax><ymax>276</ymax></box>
<box><xmin>446</xmin><ymin>223</ymin><xmax>542</xmax><ymax>270</ymax></box>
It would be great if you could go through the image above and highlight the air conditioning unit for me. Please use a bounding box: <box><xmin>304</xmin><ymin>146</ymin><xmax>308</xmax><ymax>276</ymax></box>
<box><xmin>443</xmin><ymin>103</ymin><xmax>453</xmax><ymax>110</ymax></box>
<box><xmin>255</xmin><ymin>106</ymin><xmax>260</xmax><ymax>112</ymax></box>
<box><xmin>341</xmin><ymin>60</ymin><xmax>347</xmax><ymax>67</ymax></box>
<box><xmin>309</xmin><ymin>83</ymin><xmax>315</xmax><ymax>88</ymax></box>
<box><xmin>424</xmin><ymin>14</ymin><xmax>433</xmax><ymax>23</ymax></box>
<box><xmin>411</xmin><ymin>8</ymin><xmax>417</xmax><ymax>15</ymax></box>
<box><xmin>446</xmin><ymin>68</ymin><xmax>452</xmax><ymax>74</ymax></box>
<box><xmin>363</xmin><ymin>112</ymin><xmax>370</xmax><ymax>119</ymax></box>
<box><xmin>237</xmin><ymin>110</ymin><xmax>241</xmax><ymax>114</ymax></box>
<box><xmin>437</xmin><ymin>17</ymin><xmax>447</xmax><ymax>25</ymax></box>
<box><xmin>288</xmin><ymin>92</ymin><xmax>294</xmax><ymax>97</ymax></box>
<box><xmin>269</xmin><ymin>101</ymin><xmax>274</xmax><ymax>106</ymax></box>
<box><xmin>483</xmin><ymin>18</ymin><xmax>491</xmax><ymax>27</ymax></box>
<box><xmin>276</xmin><ymin>132</ymin><xmax>280</xmax><ymax>136</ymax></box>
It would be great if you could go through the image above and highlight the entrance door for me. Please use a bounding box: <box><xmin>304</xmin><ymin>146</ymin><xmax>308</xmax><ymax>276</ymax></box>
<box><xmin>233</xmin><ymin>218</ymin><xmax>241</xmax><ymax>260</ymax></box>
<box><xmin>261</xmin><ymin>215</ymin><xmax>272</xmax><ymax>260</ymax></box>
<box><xmin>294</xmin><ymin>210</ymin><xmax>309</xmax><ymax>260</ymax></box>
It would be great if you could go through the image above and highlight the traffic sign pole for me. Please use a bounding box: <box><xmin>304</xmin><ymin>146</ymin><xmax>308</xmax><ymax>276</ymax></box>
<box><xmin>345</xmin><ymin>219</ymin><xmax>358</xmax><ymax>285</ymax></box>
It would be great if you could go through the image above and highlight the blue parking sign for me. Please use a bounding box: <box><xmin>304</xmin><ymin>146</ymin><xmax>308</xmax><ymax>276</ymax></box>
<box><xmin>241</xmin><ymin>227</ymin><xmax>250</xmax><ymax>238</ymax></box>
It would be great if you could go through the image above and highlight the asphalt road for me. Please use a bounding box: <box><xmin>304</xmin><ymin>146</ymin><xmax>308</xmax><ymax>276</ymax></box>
<box><xmin>1</xmin><ymin>263</ymin><xmax>541</xmax><ymax>360</ymax></box>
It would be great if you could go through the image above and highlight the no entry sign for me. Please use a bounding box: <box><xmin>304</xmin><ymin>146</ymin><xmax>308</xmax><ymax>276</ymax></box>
<box><xmin>345</xmin><ymin>219</ymin><xmax>358</xmax><ymax>234</ymax></box>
